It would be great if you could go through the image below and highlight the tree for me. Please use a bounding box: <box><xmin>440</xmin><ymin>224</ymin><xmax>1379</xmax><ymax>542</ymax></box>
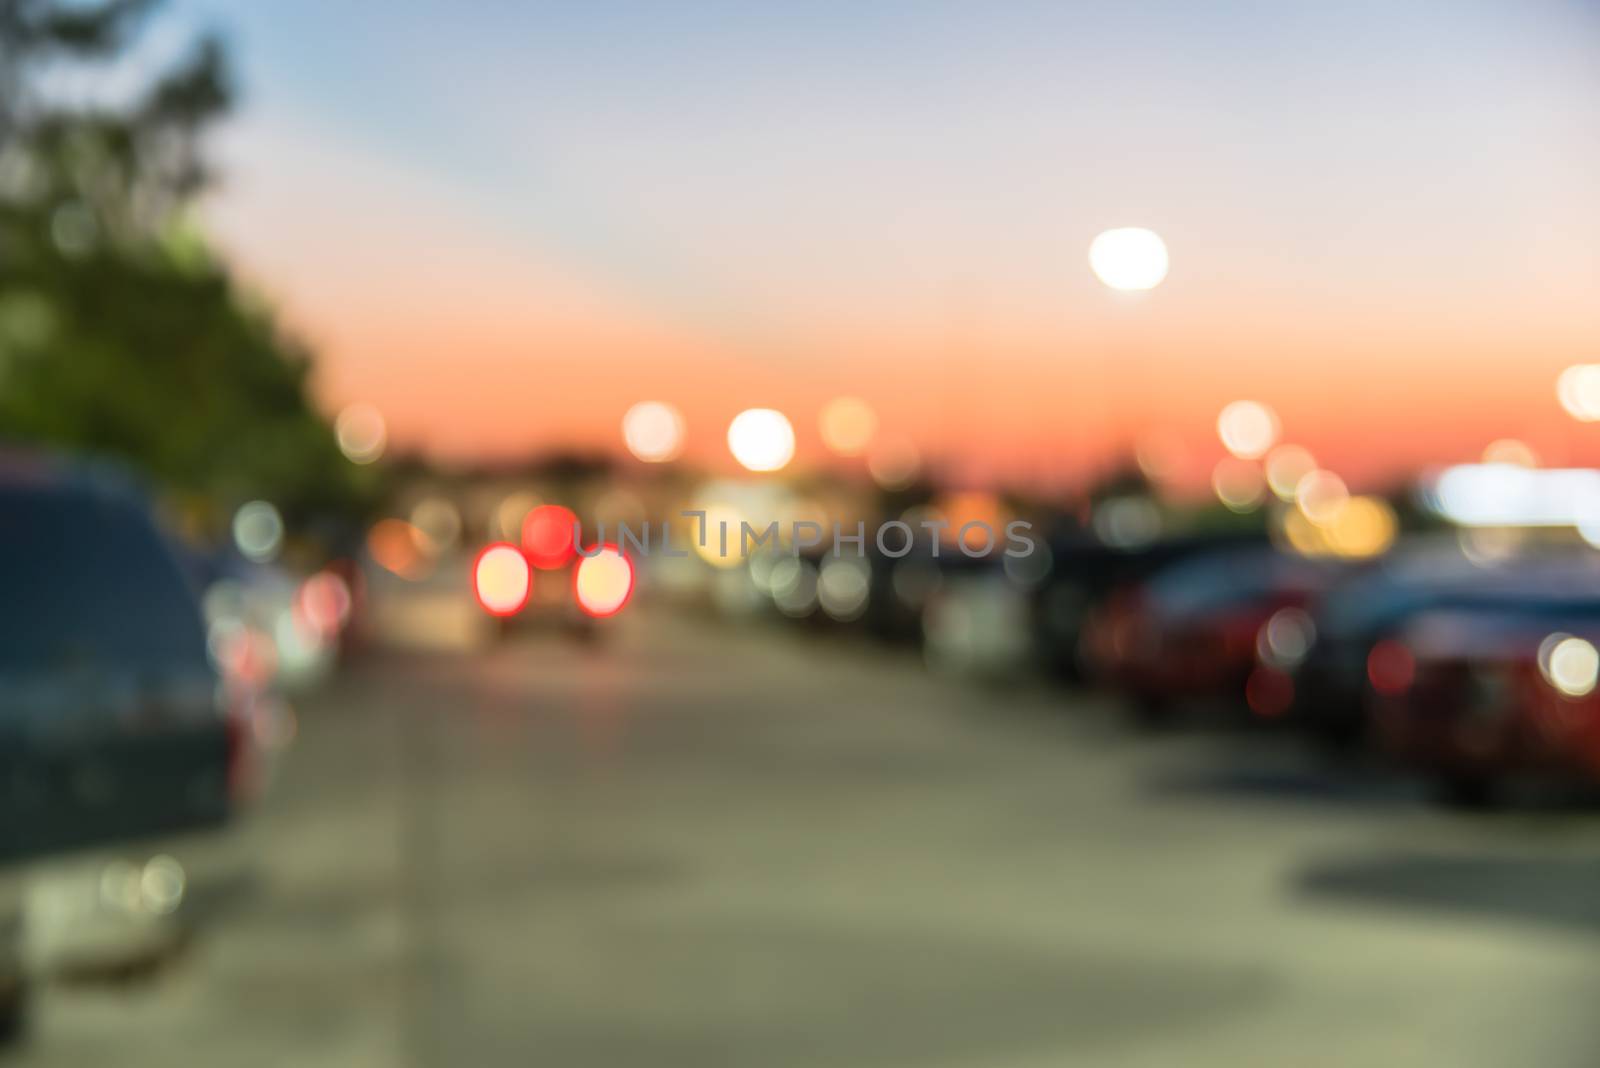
<box><xmin>0</xmin><ymin>0</ymin><xmax>379</xmax><ymax>537</ymax></box>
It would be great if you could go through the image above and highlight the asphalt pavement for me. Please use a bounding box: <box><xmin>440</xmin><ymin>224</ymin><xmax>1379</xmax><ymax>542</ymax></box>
<box><xmin>13</xmin><ymin>608</ymin><xmax>1600</xmax><ymax>1067</ymax></box>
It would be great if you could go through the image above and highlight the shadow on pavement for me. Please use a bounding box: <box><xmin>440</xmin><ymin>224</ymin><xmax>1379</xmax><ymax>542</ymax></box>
<box><xmin>1295</xmin><ymin>853</ymin><xmax>1600</xmax><ymax>935</ymax></box>
<box><xmin>1140</xmin><ymin>751</ymin><xmax>1423</xmax><ymax>808</ymax></box>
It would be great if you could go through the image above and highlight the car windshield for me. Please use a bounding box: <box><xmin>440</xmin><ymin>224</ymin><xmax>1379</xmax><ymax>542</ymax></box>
<box><xmin>0</xmin><ymin>485</ymin><xmax>209</xmax><ymax>673</ymax></box>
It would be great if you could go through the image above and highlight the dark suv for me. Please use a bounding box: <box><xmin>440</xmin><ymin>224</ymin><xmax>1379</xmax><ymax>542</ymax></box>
<box><xmin>0</xmin><ymin>455</ymin><xmax>245</xmax><ymax>1033</ymax></box>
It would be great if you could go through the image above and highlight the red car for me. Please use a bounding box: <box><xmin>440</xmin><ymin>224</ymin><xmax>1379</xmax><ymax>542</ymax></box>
<box><xmin>1083</xmin><ymin>546</ymin><xmax>1339</xmax><ymax>722</ymax></box>
<box><xmin>1369</xmin><ymin>603</ymin><xmax>1600</xmax><ymax>805</ymax></box>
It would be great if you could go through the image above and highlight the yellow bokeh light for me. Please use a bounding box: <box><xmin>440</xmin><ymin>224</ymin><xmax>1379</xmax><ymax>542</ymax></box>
<box><xmin>1325</xmin><ymin>496</ymin><xmax>1397</xmax><ymax>558</ymax></box>
<box><xmin>692</xmin><ymin>502</ymin><xmax>747</xmax><ymax>568</ymax></box>
<box><xmin>818</xmin><ymin>396</ymin><xmax>878</xmax><ymax>456</ymax></box>
<box><xmin>1281</xmin><ymin>495</ymin><xmax>1395</xmax><ymax>559</ymax></box>
<box><xmin>1281</xmin><ymin>509</ymin><xmax>1323</xmax><ymax>556</ymax></box>
<box><xmin>727</xmin><ymin>408</ymin><xmax>795</xmax><ymax>472</ymax></box>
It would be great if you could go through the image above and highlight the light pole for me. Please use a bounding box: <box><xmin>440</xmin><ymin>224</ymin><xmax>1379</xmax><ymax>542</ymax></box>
<box><xmin>1089</xmin><ymin>227</ymin><xmax>1169</xmax><ymax>478</ymax></box>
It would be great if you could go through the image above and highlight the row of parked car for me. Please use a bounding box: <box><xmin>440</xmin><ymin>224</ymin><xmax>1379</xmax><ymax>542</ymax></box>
<box><xmin>727</xmin><ymin>518</ymin><xmax>1600</xmax><ymax>808</ymax></box>
<box><xmin>1075</xmin><ymin>535</ymin><xmax>1600</xmax><ymax>804</ymax></box>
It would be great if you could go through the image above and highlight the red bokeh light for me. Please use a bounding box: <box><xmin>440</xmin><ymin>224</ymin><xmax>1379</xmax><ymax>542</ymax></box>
<box><xmin>296</xmin><ymin>570</ymin><xmax>353</xmax><ymax>638</ymax></box>
<box><xmin>1245</xmin><ymin>666</ymin><xmax>1294</xmax><ymax>718</ymax></box>
<box><xmin>521</xmin><ymin>505</ymin><xmax>578</xmax><ymax>570</ymax></box>
<box><xmin>1367</xmin><ymin>640</ymin><xmax>1416</xmax><ymax>696</ymax></box>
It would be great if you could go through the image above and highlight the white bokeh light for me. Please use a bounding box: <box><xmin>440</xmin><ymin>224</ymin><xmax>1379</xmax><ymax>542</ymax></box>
<box><xmin>1540</xmin><ymin>634</ymin><xmax>1600</xmax><ymax>698</ymax></box>
<box><xmin>817</xmin><ymin>558</ymin><xmax>871</xmax><ymax>621</ymax></box>
<box><xmin>1089</xmin><ymin>228</ymin><xmax>1169</xmax><ymax>292</ymax></box>
<box><xmin>232</xmin><ymin>500</ymin><xmax>284</xmax><ymax>562</ymax></box>
<box><xmin>1265</xmin><ymin>444</ymin><xmax>1316</xmax><ymax>501</ymax></box>
<box><xmin>727</xmin><ymin>408</ymin><xmax>795</xmax><ymax>472</ymax></box>
<box><xmin>1217</xmin><ymin>400</ymin><xmax>1280</xmax><ymax>460</ymax></box>
<box><xmin>335</xmin><ymin>403</ymin><xmax>387</xmax><ymax>465</ymax></box>
<box><xmin>1557</xmin><ymin>365</ymin><xmax>1600</xmax><ymax>422</ymax></box>
<box><xmin>1296</xmin><ymin>469</ymin><xmax>1350</xmax><ymax>526</ymax></box>
<box><xmin>622</xmin><ymin>401</ymin><xmax>686</xmax><ymax>463</ymax></box>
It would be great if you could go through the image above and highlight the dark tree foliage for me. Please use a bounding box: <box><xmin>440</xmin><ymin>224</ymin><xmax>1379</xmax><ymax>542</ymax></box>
<box><xmin>0</xmin><ymin>0</ymin><xmax>377</xmax><ymax>532</ymax></box>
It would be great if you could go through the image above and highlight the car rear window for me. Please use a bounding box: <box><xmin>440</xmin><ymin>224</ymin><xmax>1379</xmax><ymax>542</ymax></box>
<box><xmin>0</xmin><ymin>485</ymin><xmax>209</xmax><ymax>672</ymax></box>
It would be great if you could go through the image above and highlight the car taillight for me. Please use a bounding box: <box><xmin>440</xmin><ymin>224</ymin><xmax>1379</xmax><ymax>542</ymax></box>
<box><xmin>1367</xmin><ymin>640</ymin><xmax>1415</xmax><ymax>696</ymax></box>
<box><xmin>574</xmin><ymin>545</ymin><xmax>634</xmax><ymax>618</ymax></box>
<box><xmin>473</xmin><ymin>542</ymin><xmax>532</xmax><ymax>616</ymax></box>
<box><xmin>521</xmin><ymin>505</ymin><xmax>578</xmax><ymax>570</ymax></box>
<box><xmin>224</xmin><ymin>689</ymin><xmax>258</xmax><ymax>808</ymax></box>
<box><xmin>1246</xmin><ymin>665</ymin><xmax>1294</xmax><ymax>717</ymax></box>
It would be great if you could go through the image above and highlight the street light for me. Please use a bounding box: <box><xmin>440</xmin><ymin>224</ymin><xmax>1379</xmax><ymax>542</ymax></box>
<box><xmin>727</xmin><ymin>408</ymin><xmax>795</xmax><ymax>472</ymax></box>
<box><xmin>1557</xmin><ymin>364</ymin><xmax>1600</xmax><ymax>422</ymax></box>
<box><xmin>1089</xmin><ymin>228</ymin><xmax>1169</xmax><ymax>292</ymax></box>
<box><xmin>1089</xmin><ymin>227</ymin><xmax>1169</xmax><ymax>471</ymax></box>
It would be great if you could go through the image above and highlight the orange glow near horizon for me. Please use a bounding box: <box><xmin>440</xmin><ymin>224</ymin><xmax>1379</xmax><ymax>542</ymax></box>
<box><xmin>200</xmin><ymin>4</ymin><xmax>1600</xmax><ymax>495</ymax></box>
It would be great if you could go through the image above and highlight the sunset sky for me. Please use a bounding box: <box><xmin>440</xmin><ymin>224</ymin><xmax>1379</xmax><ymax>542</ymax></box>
<box><xmin>150</xmin><ymin>0</ymin><xmax>1600</xmax><ymax>487</ymax></box>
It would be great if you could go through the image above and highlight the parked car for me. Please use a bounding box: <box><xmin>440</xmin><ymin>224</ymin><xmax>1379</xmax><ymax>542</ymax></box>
<box><xmin>1268</xmin><ymin>545</ymin><xmax>1600</xmax><ymax>747</ymax></box>
<box><xmin>1033</xmin><ymin>531</ymin><xmax>1268</xmax><ymax>682</ymax></box>
<box><xmin>1369</xmin><ymin>596</ymin><xmax>1600</xmax><ymax>806</ymax></box>
<box><xmin>0</xmin><ymin>454</ymin><xmax>252</xmax><ymax>1034</ymax></box>
<box><xmin>922</xmin><ymin>555</ymin><xmax>1035</xmax><ymax>680</ymax></box>
<box><xmin>1082</xmin><ymin>544</ymin><xmax>1342</xmax><ymax>721</ymax></box>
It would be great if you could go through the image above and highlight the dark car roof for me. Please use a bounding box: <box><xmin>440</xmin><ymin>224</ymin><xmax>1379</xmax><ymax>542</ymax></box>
<box><xmin>1142</xmin><ymin>545</ymin><xmax>1340</xmax><ymax>620</ymax></box>
<box><xmin>0</xmin><ymin>453</ymin><xmax>210</xmax><ymax>675</ymax></box>
<box><xmin>1314</xmin><ymin>548</ymin><xmax>1600</xmax><ymax>641</ymax></box>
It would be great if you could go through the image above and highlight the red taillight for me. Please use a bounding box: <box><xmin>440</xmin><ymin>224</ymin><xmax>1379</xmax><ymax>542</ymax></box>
<box><xmin>296</xmin><ymin>569</ymin><xmax>353</xmax><ymax>638</ymax></box>
<box><xmin>573</xmin><ymin>545</ymin><xmax>634</xmax><ymax>618</ymax></box>
<box><xmin>224</xmin><ymin>690</ymin><xmax>256</xmax><ymax>808</ymax></box>
<box><xmin>521</xmin><ymin>505</ymin><xmax>578</xmax><ymax>570</ymax></box>
<box><xmin>1246</xmin><ymin>666</ymin><xmax>1294</xmax><ymax>717</ymax></box>
<box><xmin>1368</xmin><ymin>640</ymin><xmax>1415</xmax><ymax>696</ymax></box>
<box><xmin>473</xmin><ymin>542</ymin><xmax>532</xmax><ymax>616</ymax></box>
